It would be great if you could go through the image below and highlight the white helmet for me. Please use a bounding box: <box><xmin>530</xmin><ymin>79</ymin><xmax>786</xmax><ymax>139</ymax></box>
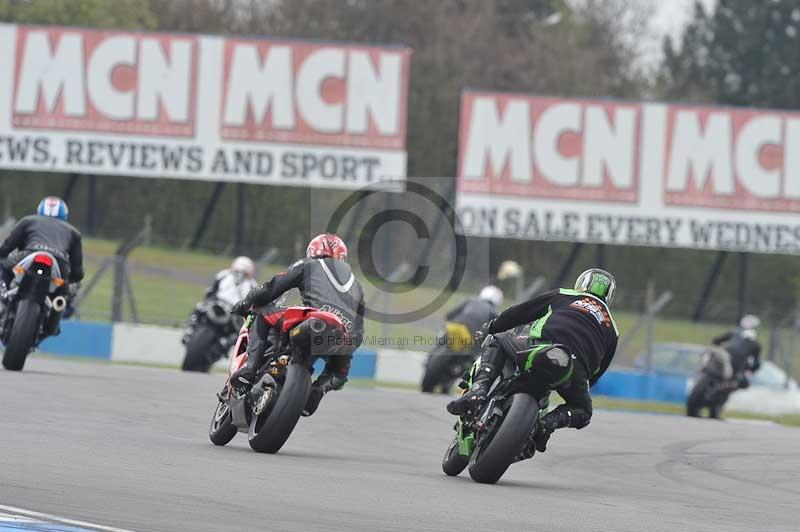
<box><xmin>231</xmin><ymin>256</ymin><xmax>255</xmax><ymax>278</ymax></box>
<box><xmin>479</xmin><ymin>285</ymin><xmax>504</xmax><ymax>308</ymax></box>
<box><xmin>739</xmin><ymin>314</ymin><xmax>761</xmax><ymax>332</ymax></box>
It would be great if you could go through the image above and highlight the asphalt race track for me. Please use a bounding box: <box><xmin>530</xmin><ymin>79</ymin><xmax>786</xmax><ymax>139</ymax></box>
<box><xmin>1</xmin><ymin>359</ymin><xmax>798</xmax><ymax>532</ymax></box>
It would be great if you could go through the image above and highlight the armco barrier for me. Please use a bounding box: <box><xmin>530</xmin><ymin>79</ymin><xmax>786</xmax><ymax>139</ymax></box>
<box><xmin>34</xmin><ymin>320</ymin><xmax>378</xmax><ymax>377</ymax></box>
<box><xmin>372</xmin><ymin>349</ymin><xmax>691</xmax><ymax>403</ymax></box>
<box><xmin>111</xmin><ymin>322</ymin><xmax>184</xmax><ymax>365</ymax></box>
<box><xmin>591</xmin><ymin>369</ymin><xmax>688</xmax><ymax>404</ymax></box>
<box><xmin>113</xmin><ymin>322</ymin><xmax>378</xmax><ymax>374</ymax></box>
<box><xmin>375</xmin><ymin>348</ymin><xmax>428</xmax><ymax>384</ymax></box>
<box><xmin>31</xmin><ymin>326</ymin><xmax>689</xmax><ymax>404</ymax></box>
<box><xmin>39</xmin><ymin>320</ymin><xmax>112</xmax><ymax>359</ymax></box>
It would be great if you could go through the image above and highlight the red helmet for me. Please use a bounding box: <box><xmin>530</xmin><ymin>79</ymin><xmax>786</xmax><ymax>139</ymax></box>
<box><xmin>306</xmin><ymin>233</ymin><xmax>348</xmax><ymax>261</ymax></box>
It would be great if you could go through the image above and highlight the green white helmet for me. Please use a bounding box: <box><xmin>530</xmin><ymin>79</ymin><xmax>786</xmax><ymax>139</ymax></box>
<box><xmin>575</xmin><ymin>268</ymin><xmax>616</xmax><ymax>306</ymax></box>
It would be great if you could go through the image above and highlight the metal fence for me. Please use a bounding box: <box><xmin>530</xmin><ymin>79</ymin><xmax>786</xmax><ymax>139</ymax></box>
<box><xmin>2</xmin><ymin>202</ymin><xmax>799</xmax><ymax>382</ymax></box>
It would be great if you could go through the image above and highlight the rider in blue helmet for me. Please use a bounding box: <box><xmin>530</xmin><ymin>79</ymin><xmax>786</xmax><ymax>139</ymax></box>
<box><xmin>37</xmin><ymin>196</ymin><xmax>70</xmax><ymax>221</ymax></box>
<box><xmin>0</xmin><ymin>197</ymin><xmax>84</xmax><ymax>334</ymax></box>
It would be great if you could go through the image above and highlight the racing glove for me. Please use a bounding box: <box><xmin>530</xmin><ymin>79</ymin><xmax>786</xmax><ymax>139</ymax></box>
<box><xmin>474</xmin><ymin>320</ymin><xmax>494</xmax><ymax>346</ymax></box>
<box><xmin>231</xmin><ymin>299</ymin><xmax>251</xmax><ymax>317</ymax></box>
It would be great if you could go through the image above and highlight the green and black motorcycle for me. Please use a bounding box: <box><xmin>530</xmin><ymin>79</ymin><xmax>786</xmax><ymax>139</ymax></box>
<box><xmin>441</xmin><ymin>332</ymin><xmax>549</xmax><ymax>484</ymax></box>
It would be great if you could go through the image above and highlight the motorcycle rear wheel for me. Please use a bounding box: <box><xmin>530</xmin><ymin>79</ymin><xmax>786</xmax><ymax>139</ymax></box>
<box><xmin>248</xmin><ymin>364</ymin><xmax>311</xmax><ymax>454</ymax></box>
<box><xmin>421</xmin><ymin>348</ymin><xmax>455</xmax><ymax>393</ymax></box>
<box><xmin>686</xmin><ymin>375</ymin><xmax>711</xmax><ymax>417</ymax></box>
<box><xmin>468</xmin><ymin>393</ymin><xmax>539</xmax><ymax>484</ymax></box>
<box><xmin>182</xmin><ymin>325</ymin><xmax>221</xmax><ymax>372</ymax></box>
<box><xmin>2</xmin><ymin>299</ymin><xmax>40</xmax><ymax>371</ymax></box>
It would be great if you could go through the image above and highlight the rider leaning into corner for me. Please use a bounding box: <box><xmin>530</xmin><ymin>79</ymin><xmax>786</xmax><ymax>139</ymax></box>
<box><xmin>230</xmin><ymin>233</ymin><xmax>366</xmax><ymax>417</ymax></box>
<box><xmin>0</xmin><ymin>197</ymin><xmax>84</xmax><ymax>334</ymax></box>
<box><xmin>447</xmin><ymin>268</ymin><xmax>619</xmax><ymax>456</ymax></box>
<box><xmin>182</xmin><ymin>256</ymin><xmax>258</xmax><ymax>344</ymax></box>
<box><xmin>712</xmin><ymin>314</ymin><xmax>762</xmax><ymax>388</ymax></box>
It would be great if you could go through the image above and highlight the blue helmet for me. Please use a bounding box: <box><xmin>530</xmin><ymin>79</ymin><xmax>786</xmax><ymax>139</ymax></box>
<box><xmin>37</xmin><ymin>196</ymin><xmax>69</xmax><ymax>221</ymax></box>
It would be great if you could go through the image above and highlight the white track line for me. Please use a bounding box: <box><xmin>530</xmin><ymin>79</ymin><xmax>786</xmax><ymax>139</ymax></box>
<box><xmin>0</xmin><ymin>505</ymin><xmax>137</xmax><ymax>532</ymax></box>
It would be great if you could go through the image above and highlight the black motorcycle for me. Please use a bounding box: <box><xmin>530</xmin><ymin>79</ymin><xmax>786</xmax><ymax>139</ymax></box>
<box><xmin>442</xmin><ymin>333</ymin><xmax>549</xmax><ymax>484</ymax></box>
<box><xmin>1</xmin><ymin>252</ymin><xmax>69</xmax><ymax>371</ymax></box>
<box><xmin>182</xmin><ymin>299</ymin><xmax>243</xmax><ymax>372</ymax></box>
<box><xmin>421</xmin><ymin>323</ymin><xmax>478</xmax><ymax>394</ymax></box>
<box><xmin>686</xmin><ymin>346</ymin><xmax>744</xmax><ymax>419</ymax></box>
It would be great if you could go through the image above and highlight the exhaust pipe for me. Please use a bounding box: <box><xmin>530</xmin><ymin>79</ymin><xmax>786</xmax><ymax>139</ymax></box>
<box><xmin>308</xmin><ymin>317</ymin><xmax>326</xmax><ymax>333</ymax></box>
<box><xmin>51</xmin><ymin>295</ymin><xmax>68</xmax><ymax>313</ymax></box>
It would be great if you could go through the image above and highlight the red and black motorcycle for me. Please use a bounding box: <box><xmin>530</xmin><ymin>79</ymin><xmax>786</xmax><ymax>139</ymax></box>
<box><xmin>208</xmin><ymin>306</ymin><xmax>347</xmax><ymax>453</ymax></box>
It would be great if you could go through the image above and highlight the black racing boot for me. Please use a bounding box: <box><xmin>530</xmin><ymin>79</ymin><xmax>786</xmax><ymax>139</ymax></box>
<box><xmin>302</xmin><ymin>372</ymin><xmax>347</xmax><ymax>417</ymax></box>
<box><xmin>230</xmin><ymin>316</ymin><xmax>271</xmax><ymax>390</ymax></box>
<box><xmin>446</xmin><ymin>361</ymin><xmax>499</xmax><ymax>416</ymax></box>
<box><xmin>302</xmin><ymin>385</ymin><xmax>325</xmax><ymax>417</ymax></box>
<box><xmin>229</xmin><ymin>343</ymin><xmax>264</xmax><ymax>390</ymax></box>
<box><xmin>230</xmin><ymin>363</ymin><xmax>258</xmax><ymax>391</ymax></box>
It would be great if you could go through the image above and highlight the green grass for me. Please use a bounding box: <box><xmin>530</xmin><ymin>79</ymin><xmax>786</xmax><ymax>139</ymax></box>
<box><xmin>74</xmin><ymin>237</ymin><xmax>800</xmax><ymax>379</ymax></box>
<box><xmin>77</xmin><ymin>237</ymin><xmax>472</xmax><ymax>338</ymax></box>
<box><xmin>591</xmin><ymin>396</ymin><xmax>800</xmax><ymax>427</ymax></box>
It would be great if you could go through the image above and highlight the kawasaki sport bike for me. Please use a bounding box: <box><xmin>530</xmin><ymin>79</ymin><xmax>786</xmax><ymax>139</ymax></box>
<box><xmin>442</xmin><ymin>333</ymin><xmax>549</xmax><ymax>484</ymax></box>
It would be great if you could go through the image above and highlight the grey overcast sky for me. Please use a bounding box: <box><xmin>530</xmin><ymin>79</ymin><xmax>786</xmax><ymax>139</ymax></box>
<box><xmin>639</xmin><ymin>0</ymin><xmax>716</xmax><ymax>65</ymax></box>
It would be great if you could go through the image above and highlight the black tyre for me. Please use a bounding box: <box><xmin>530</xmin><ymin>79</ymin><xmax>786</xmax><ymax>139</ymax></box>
<box><xmin>182</xmin><ymin>326</ymin><xmax>220</xmax><ymax>372</ymax></box>
<box><xmin>421</xmin><ymin>349</ymin><xmax>454</xmax><ymax>393</ymax></box>
<box><xmin>468</xmin><ymin>393</ymin><xmax>539</xmax><ymax>484</ymax></box>
<box><xmin>686</xmin><ymin>375</ymin><xmax>711</xmax><ymax>417</ymax></box>
<box><xmin>2</xmin><ymin>299</ymin><xmax>41</xmax><ymax>371</ymax></box>
<box><xmin>209</xmin><ymin>400</ymin><xmax>237</xmax><ymax>446</ymax></box>
<box><xmin>248</xmin><ymin>364</ymin><xmax>311</xmax><ymax>454</ymax></box>
<box><xmin>442</xmin><ymin>436</ymin><xmax>469</xmax><ymax>476</ymax></box>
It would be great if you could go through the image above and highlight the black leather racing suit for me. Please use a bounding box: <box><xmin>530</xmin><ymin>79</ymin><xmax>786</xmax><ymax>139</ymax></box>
<box><xmin>450</xmin><ymin>289</ymin><xmax>619</xmax><ymax>454</ymax></box>
<box><xmin>0</xmin><ymin>215</ymin><xmax>84</xmax><ymax>285</ymax></box>
<box><xmin>445</xmin><ymin>298</ymin><xmax>497</xmax><ymax>337</ymax></box>
<box><xmin>237</xmin><ymin>257</ymin><xmax>366</xmax><ymax>382</ymax></box>
<box><xmin>0</xmin><ymin>215</ymin><xmax>84</xmax><ymax>335</ymax></box>
<box><xmin>712</xmin><ymin>329</ymin><xmax>761</xmax><ymax>387</ymax></box>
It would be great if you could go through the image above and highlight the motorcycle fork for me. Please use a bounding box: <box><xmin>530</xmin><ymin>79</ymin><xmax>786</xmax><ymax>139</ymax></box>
<box><xmin>456</xmin><ymin>419</ymin><xmax>474</xmax><ymax>457</ymax></box>
<box><xmin>458</xmin><ymin>357</ymin><xmax>482</xmax><ymax>391</ymax></box>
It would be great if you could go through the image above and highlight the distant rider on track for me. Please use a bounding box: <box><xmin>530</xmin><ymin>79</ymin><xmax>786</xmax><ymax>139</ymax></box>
<box><xmin>445</xmin><ymin>285</ymin><xmax>504</xmax><ymax>345</ymax></box>
<box><xmin>182</xmin><ymin>256</ymin><xmax>258</xmax><ymax>344</ymax></box>
<box><xmin>447</xmin><ymin>269</ymin><xmax>619</xmax><ymax>455</ymax></box>
<box><xmin>421</xmin><ymin>285</ymin><xmax>503</xmax><ymax>393</ymax></box>
<box><xmin>0</xmin><ymin>197</ymin><xmax>83</xmax><ymax>334</ymax></box>
<box><xmin>231</xmin><ymin>233</ymin><xmax>365</xmax><ymax>416</ymax></box>
<box><xmin>711</xmin><ymin>314</ymin><xmax>762</xmax><ymax>389</ymax></box>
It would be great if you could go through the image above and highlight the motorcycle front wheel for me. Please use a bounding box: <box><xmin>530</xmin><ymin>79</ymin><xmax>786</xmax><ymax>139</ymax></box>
<box><xmin>442</xmin><ymin>436</ymin><xmax>469</xmax><ymax>476</ymax></box>
<box><xmin>209</xmin><ymin>399</ymin><xmax>237</xmax><ymax>446</ymax></box>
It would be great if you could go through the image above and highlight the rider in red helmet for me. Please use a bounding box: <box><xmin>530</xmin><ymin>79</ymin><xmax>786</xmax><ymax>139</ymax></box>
<box><xmin>231</xmin><ymin>233</ymin><xmax>365</xmax><ymax>416</ymax></box>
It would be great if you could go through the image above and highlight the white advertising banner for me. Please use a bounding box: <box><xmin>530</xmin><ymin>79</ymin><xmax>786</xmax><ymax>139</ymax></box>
<box><xmin>0</xmin><ymin>24</ymin><xmax>409</xmax><ymax>187</ymax></box>
<box><xmin>457</xmin><ymin>91</ymin><xmax>800</xmax><ymax>254</ymax></box>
